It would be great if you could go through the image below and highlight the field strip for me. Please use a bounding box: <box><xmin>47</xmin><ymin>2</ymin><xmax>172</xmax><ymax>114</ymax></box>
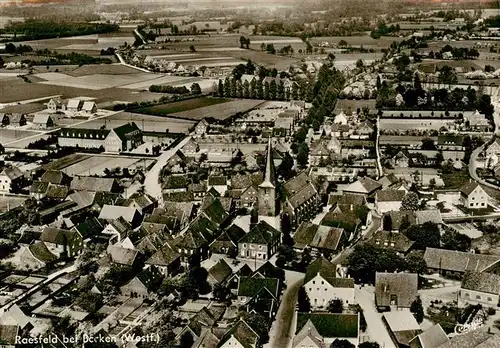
<box><xmin>169</xmin><ymin>57</ymin><xmax>237</xmax><ymax>62</ymax></box>
<box><xmin>251</xmin><ymin>39</ymin><xmax>303</xmax><ymax>44</ymax></box>
<box><xmin>149</xmin><ymin>53</ymin><xmax>199</xmax><ymax>59</ymax></box>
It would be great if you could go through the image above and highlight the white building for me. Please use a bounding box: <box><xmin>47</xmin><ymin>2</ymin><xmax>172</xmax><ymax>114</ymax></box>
<box><xmin>460</xmin><ymin>181</ymin><xmax>489</xmax><ymax>209</ymax></box>
<box><xmin>303</xmin><ymin>256</ymin><xmax>354</xmax><ymax>310</ymax></box>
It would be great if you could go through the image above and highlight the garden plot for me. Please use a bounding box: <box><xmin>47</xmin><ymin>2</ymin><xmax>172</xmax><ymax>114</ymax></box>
<box><xmin>380</xmin><ymin>118</ymin><xmax>455</xmax><ymax>132</ymax></box>
<box><xmin>62</xmin><ymin>156</ymin><xmax>155</xmax><ymax>176</ymax></box>
<box><xmin>0</xmin><ymin>128</ymin><xmax>43</xmax><ymax>143</ymax></box>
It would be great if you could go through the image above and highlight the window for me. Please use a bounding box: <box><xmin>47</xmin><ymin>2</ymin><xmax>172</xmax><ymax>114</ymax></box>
<box><xmin>488</xmin><ymin>297</ymin><xmax>493</xmax><ymax>302</ymax></box>
<box><xmin>313</xmin><ymin>281</ymin><xmax>315</xmax><ymax>285</ymax></box>
<box><xmin>321</xmin><ymin>281</ymin><xmax>324</xmax><ymax>285</ymax></box>
<box><xmin>309</xmin><ymin>288</ymin><xmax>312</xmax><ymax>291</ymax></box>
<box><xmin>476</xmin><ymin>295</ymin><xmax>481</xmax><ymax>300</ymax></box>
<box><xmin>243</xmin><ymin>244</ymin><xmax>247</xmax><ymax>248</ymax></box>
<box><xmin>465</xmin><ymin>293</ymin><xmax>470</xmax><ymax>297</ymax></box>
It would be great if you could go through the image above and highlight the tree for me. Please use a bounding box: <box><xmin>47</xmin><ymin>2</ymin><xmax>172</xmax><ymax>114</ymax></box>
<box><xmin>401</xmin><ymin>192</ymin><xmax>419</xmax><ymax>211</ymax></box>
<box><xmin>180</xmin><ymin>332</ymin><xmax>194</xmax><ymax>348</ymax></box>
<box><xmin>421</xmin><ymin>138</ymin><xmax>436</xmax><ymax>150</ymax></box>
<box><xmin>297</xmin><ymin>143</ymin><xmax>309</xmax><ymax>168</ymax></box>
<box><xmin>404</xmin><ymin>222</ymin><xmax>441</xmax><ymax>249</ymax></box>
<box><xmin>264</xmin><ymin>81</ymin><xmax>270</xmax><ymax>100</ymax></box>
<box><xmin>441</xmin><ymin>229</ymin><xmax>471</xmax><ymax>251</ymax></box>
<box><xmin>410</xmin><ymin>296</ymin><xmax>424</xmax><ymax>323</ymax></box>
<box><xmin>382</xmin><ymin>215</ymin><xmax>393</xmax><ymax>231</ymax></box>
<box><xmin>212</xmin><ymin>283</ymin><xmax>231</xmax><ymax>302</ymax></box>
<box><xmin>359</xmin><ymin>343</ymin><xmax>381</xmax><ymax>348</ymax></box>
<box><xmin>281</xmin><ymin>213</ymin><xmax>293</xmax><ymax>245</ymax></box>
<box><xmin>338</xmin><ymin>39</ymin><xmax>348</xmax><ymax>47</ymax></box>
<box><xmin>414</xmin><ymin>73</ymin><xmax>422</xmax><ymax>90</ymax></box>
<box><xmin>327</xmin><ymin>299</ymin><xmax>344</xmax><ymax>313</ymax></box>
<box><xmin>405</xmin><ymin>252</ymin><xmax>427</xmax><ymax>274</ymax></box>
<box><xmin>347</xmin><ymin>244</ymin><xmax>406</xmax><ymax>283</ymax></box>
<box><xmin>269</xmin><ymin>79</ymin><xmax>277</xmax><ymax>100</ymax></box>
<box><xmin>356</xmin><ymin>59</ymin><xmax>364</xmax><ymax>69</ymax></box>
<box><xmin>189</xmin><ymin>45</ymin><xmax>196</xmax><ymax>52</ymax></box>
<box><xmin>218</xmin><ymin>79</ymin><xmax>224</xmax><ymax>97</ymax></box>
<box><xmin>438</xmin><ymin>65</ymin><xmax>457</xmax><ymax>85</ymax></box>
<box><xmin>239</xmin><ymin>36</ymin><xmax>246</xmax><ymax>48</ymax></box>
<box><xmin>190</xmin><ymin>83</ymin><xmax>202</xmax><ymax>95</ymax></box>
<box><xmin>297</xmin><ymin>287</ymin><xmax>311</xmax><ymax>312</ymax></box>
<box><xmin>330</xmin><ymin>339</ymin><xmax>355</xmax><ymax>348</ymax></box>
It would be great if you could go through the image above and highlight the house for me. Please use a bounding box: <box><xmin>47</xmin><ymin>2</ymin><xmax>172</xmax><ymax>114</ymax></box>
<box><xmin>486</xmin><ymin>138</ymin><xmax>500</xmax><ymax>161</ymax></box>
<box><xmin>45</xmin><ymin>183</ymin><xmax>69</xmax><ymax>200</ymax></box>
<box><xmin>207</xmin><ymin>175</ymin><xmax>228</xmax><ymax>196</ymax></box>
<box><xmin>120</xmin><ymin>266</ymin><xmax>162</xmax><ymax>298</ymax></box>
<box><xmin>293</xmin><ymin>222</ymin><xmax>347</xmax><ymax>254</ymax></box>
<box><xmin>408</xmin><ymin>324</ymin><xmax>449</xmax><ymax>348</ymax></box>
<box><xmin>465</xmin><ymin>110</ymin><xmax>491</xmax><ymax>132</ymax></box>
<box><xmin>381</xmin><ymin>211</ymin><xmax>416</xmax><ymax>233</ymax></box>
<box><xmin>195</xmin><ymin>118</ymin><xmax>209</xmax><ymax>135</ymax></box>
<box><xmin>309</xmin><ymin>141</ymin><xmax>332</xmax><ymax>166</ymax></box>
<box><xmin>40</xmin><ymin>170</ymin><xmax>70</xmax><ymax>186</ymax></box>
<box><xmin>293</xmin><ymin>313</ymin><xmax>359</xmax><ymax>347</ymax></box>
<box><xmin>102</xmin><ymin>217</ymin><xmax>132</xmax><ymax>244</ymax></box>
<box><xmin>209</xmin><ymin>224</ymin><xmax>246</xmax><ymax>255</ymax></box>
<box><xmin>424</xmin><ymin>247</ymin><xmax>500</xmax><ymax>277</ymax></box>
<box><xmin>104</xmin><ymin>122</ymin><xmax>142</xmax><ymax>152</ymax></box>
<box><xmin>66</xmin><ymin>99</ymin><xmax>83</xmax><ymax>112</ymax></box>
<box><xmin>303</xmin><ymin>256</ymin><xmax>354</xmax><ymax>309</ymax></box>
<box><xmin>70</xmin><ymin>177</ymin><xmax>119</xmax><ymax>193</ymax></box>
<box><xmin>369</xmin><ymin>231</ymin><xmax>415</xmax><ymax>255</ymax></box>
<box><xmin>9</xmin><ymin>113</ymin><xmax>27</xmax><ymax>127</ymax></box>
<box><xmin>122</xmin><ymin>193</ymin><xmax>157</xmax><ymax>215</ymax></box>
<box><xmin>238</xmin><ymin>221</ymin><xmax>281</xmax><ymax>260</ymax></box>
<box><xmin>32</xmin><ymin>114</ymin><xmax>55</xmax><ymax>130</ymax></box>
<box><xmin>145</xmin><ymin>244</ymin><xmax>181</xmax><ymax>277</ymax></box>
<box><xmin>71</xmin><ymin>217</ymin><xmax>103</xmax><ymax>239</ymax></box>
<box><xmin>415</xmin><ymin>210</ymin><xmax>443</xmax><ymax>226</ymax></box>
<box><xmin>0</xmin><ymin>166</ymin><xmax>24</xmax><ymax>193</ymax></box>
<box><xmin>57</xmin><ymin>128</ymin><xmax>109</xmax><ymax>149</ymax></box>
<box><xmin>334</xmin><ymin>111</ymin><xmax>348</xmax><ymax>125</ymax></box>
<box><xmin>40</xmin><ymin>227</ymin><xmax>84</xmax><ymax>258</ymax></box>
<box><xmin>207</xmin><ymin>258</ymin><xmax>232</xmax><ymax>286</ymax></box>
<box><xmin>47</xmin><ymin>97</ymin><xmax>63</xmax><ymax>111</ymax></box>
<box><xmin>163</xmin><ymin>175</ymin><xmax>189</xmax><ymax>193</ymax></box>
<box><xmin>180</xmin><ymin>138</ymin><xmax>200</xmax><ymax>157</ymax></box>
<box><xmin>460</xmin><ymin>181</ymin><xmax>489</xmax><ymax>209</ymax></box>
<box><xmin>171</xmin><ymin>216</ymin><xmax>218</xmax><ymax>264</ymax></box>
<box><xmin>106</xmin><ymin>245</ymin><xmax>139</xmax><ymax>266</ymax></box>
<box><xmin>433</xmin><ymin>328</ymin><xmax>499</xmax><ymax>348</ymax></box>
<box><xmin>376</xmin><ymin>190</ymin><xmax>406</xmax><ymax>214</ymax></box>
<box><xmin>391</xmin><ymin>151</ymin><xmax>410</xmax><ymax>168</ymax></box>
<box><xmin>437</xmin><ymin>135</ymin><xmax>463</xmax><ymax>151</ymax></box>
<box><xmin>19</xmin><ymin>242</ymin><xmax>58</xmax><ymax>270</ymax></box>
<box><xmin>81</xmin><ymin>101</ymin><xmax>97</xmax><ymax>115</ymax></box>
<box><xmin>375</xmin><ymin>272</ymin><xmax>418</xmax><ymax>311</ymax></box>
<box><xmin>237</xmin><ymin>276</ymin><xmax>279</xmax><ymax>318</ymax></box>
<box><xmin>218</xmin><ymin>319</ymin><xmax>260</xmax><ymax>348</ymax></box>
<box><xmin>176</xmin><ymin>306</ymin><xmax>222</xmax><ymax>344</ymax></box>
<box><xmin>239</xmin><ymin>185</ymin><xmax>259</xmax><ymax>208</ymax></box>
<box><xmin>227</xmin><ymin>264</ymin><xmax>253</xmax><ymax>293</ymax></box>
<box><xmin>99</xmin><ymin>205</ymin><xmax>142</xmax><ymax>227</ymax></box>
<box><xmin>282</xmin><ymin>172</ymin><xmax>321</xmax><ymax>228</ymax></box>
<box><xmin>355</xmin><ymin>121</ymin><xmax>374</xmax><ymax>138</ymax></box>
<box><xmin>460</xmin><ymin>271</ymin><xmax>500</xmax><ymax>306</ymax></box>
<box><xmin>383</xmin><ymin>311</ymin><xmax>422</xmax><ymax>348</ymax></box>
<box><xmin>343</xmin><ymin>176</ymin><xmax>382</xmax><ymax>196</ymax></box>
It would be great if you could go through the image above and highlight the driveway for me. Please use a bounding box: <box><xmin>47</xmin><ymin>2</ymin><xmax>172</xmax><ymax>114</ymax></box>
<box><xmin>143</xmin><ymin>135</ymin><xmax>192</xmax><ymax>205</ymax></box>
<box><xmin>355</xmin><ymin>286</ymin><xmax>396</xmax><ymax>348</ymax></box>
<box><xmin>265</xmin><ymin>270</ymin><xmax>304</xmax><ymax>348</ymax></box>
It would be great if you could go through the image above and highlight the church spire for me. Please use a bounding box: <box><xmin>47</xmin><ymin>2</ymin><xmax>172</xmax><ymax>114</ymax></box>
<box><xmin>260</xmin><ymin>137</ymin><xmax>275</xmax><ymax>188</ymax></box>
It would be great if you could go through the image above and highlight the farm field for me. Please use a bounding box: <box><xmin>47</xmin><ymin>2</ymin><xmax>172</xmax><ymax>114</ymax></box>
<box><xmin>64</xmin><ymin>112</ymin><xmax>195</xmax><ymax>133</ymax></box>
<box><xmin>0</xmin><ymin>76</ymin><xmax>161</xmax><ymax>105</ymax></box>
<box><xmin>0</xmin><ymin>103</ymin><xmax>45</xmax><ymax>114</ymax></box>
<box><xmin>0</xmin><ymin>128</ymin><xmax>42</xmax><ymax>143</ymax></box>
<box><xmin>135</xmin><ymin>97</ymin><xmax>232</xmax><ymax>116</ymax></box>
<box><xmin>62</xmin><ymin>156</ymin><xmax>155</xmax><ymax>176</ymax></box>
<box><xmin>21</xmin><ymin>33</ymin><xmax>134</xmax><ymax>51</ymax></box>
<box><xmin>43</xmin><ymin>154</ymin><xmax>91</xmax><ymax>171</ymax></box>
<box><xmin>309</xmin><ymin>35</ymin><xmax>402</xmax><ymax>48</ymax></box>
<box><xmin>120</xmin><ymin>75</ymin><xmax>199</xmax><ymax>90</ymax></box>
<box><xmin>35</xmin><ymin>72</ymin><xmax>155</xmax><ymax>90</ymax></box>
<box><xmin>66</xmin><ymin>64</ymin><xmax>143</xmax><ymax>77</ymax></box>
<box><xmin>171</xmin><ymin>99</ymin><xmax>265</xmax><ymax>121</ymax></box>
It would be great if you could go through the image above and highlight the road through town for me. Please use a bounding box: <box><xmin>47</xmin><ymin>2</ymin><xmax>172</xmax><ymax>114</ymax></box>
<box><xmin>144</xmin><ymin>135</ymin><xmax>192</xmax><ymax>206</ymax></box>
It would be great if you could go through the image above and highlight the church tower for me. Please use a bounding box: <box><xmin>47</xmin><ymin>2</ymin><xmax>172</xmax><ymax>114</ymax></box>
<box><xmin>258</xmin><ymin>138</ymin><xmax>277</xmax><ymax>216</ymax></box>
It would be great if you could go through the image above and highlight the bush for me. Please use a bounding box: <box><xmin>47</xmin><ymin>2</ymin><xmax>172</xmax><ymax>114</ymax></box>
<box><xmin>487</xmin><ymin>307</ymin><xmax>496</xmax><ymax>315</ymax></box>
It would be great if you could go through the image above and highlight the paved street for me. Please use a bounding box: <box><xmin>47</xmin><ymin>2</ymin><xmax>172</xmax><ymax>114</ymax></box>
<box><xmin>265</xmin><ymin>270</ymin><xmax>304</xmax><ymax>348</ymax></box>
<box><xmin>144</xmin><ymin>135</ymin><xmax>192</xmax><ymax>206</ymax></box>
<box><xmin>355</xmin><ymin>286</ymin><xmax>396</xmax><ymax>348</ymax></box>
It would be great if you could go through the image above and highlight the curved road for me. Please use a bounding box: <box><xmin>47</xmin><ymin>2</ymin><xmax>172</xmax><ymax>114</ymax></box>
<box><xmin>265</xmin><ymin>271</ymin><xmax>304</xmax><ymax>348</ymax></box>
<box><xmin>144</xmin><ymin>135</ymin><xmax>192</xmax><ymax>206</ymax></box>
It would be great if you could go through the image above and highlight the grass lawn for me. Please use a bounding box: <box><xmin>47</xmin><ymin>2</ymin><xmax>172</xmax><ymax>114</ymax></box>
<box><xmin>43</xmin><ymin>154</ymin><xmax>90</xmax><ymax>171</ymax></box>
<box><xmin>134</xmin><ymin>97</ymin><xmax>232</xmax><ymax>116</ymax></box>
<box><xmin>441</xmin><ymin>170</ymin><xmax>470</xmax><ymax>190</ymax></box>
